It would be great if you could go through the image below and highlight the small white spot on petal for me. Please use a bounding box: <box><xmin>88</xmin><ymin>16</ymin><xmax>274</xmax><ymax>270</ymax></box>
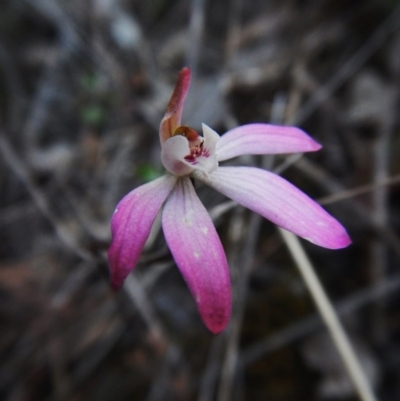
<box><xmin>194</xmin><ymin>251</ymin><xmax>200</xmax><ymax>258</ymax></box>
<box><xmin>183</xmin><ymin>209</ymin><xmax>195</xmax><ymax>226</ymax></box>
<box><xmin>201</xmin><ymin>226</ymin><xmax>209</xmax><ymax>235</ymax></box>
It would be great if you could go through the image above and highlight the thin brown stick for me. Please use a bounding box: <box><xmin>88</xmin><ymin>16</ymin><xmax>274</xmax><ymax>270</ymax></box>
<box><xmin>0</xmin><ymin>131</ymin><xmax>92</xmax><ymax>261</ymax></box>
<box><xmin>318</xmin><ymin>173</ymin><xmax>400</xmax><ymax>205</ymax></box>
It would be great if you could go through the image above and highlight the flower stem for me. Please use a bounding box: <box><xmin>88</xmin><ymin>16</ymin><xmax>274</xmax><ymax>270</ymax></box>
<box><xmin>279</xmin><ymin>228</ymin><xmax>378</xmax><ymax>401</ymax></box>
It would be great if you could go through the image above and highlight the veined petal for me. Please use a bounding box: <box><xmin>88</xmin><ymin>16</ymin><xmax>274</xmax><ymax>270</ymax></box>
<box><xmin>197</xmin><ymin>166</ymin><xmax>351</xmax><ymax>249</ymax></box>
<box><xmin>216</xmin><ymin>124</ymin><xmax>321</xmax><ymax>162</ymax></box>
<box><xmin>162</xmin><ymin>177</ymin><xmax>231</xmax><ymax>334</ymax></box>
<box><xmin>159</xmin><ymin>68</ymin><xmax>191</xmax><ymax>144</ymax></box>
<box><xmin>108</xmin><ymin>174</ymin><xmax>177</xmax><ymax>290</ymax></box>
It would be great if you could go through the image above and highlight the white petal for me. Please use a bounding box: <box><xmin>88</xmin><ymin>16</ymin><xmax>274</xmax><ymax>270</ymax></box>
<box><xmin>161</xmin><ymin>125</ymin><xmax>220</xmax><ymax>177</ymax></box>
<box><xmin>161</xmin><ymin>135</ymin><xmax>194</xmax><ymax>176</ymax></box>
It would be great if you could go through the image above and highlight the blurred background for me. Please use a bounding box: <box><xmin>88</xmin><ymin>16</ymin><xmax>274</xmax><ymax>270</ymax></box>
<box><xmin>1</xmin><ymin>0</ymin><xmax>400</xmax><ymax>400</ymax></box>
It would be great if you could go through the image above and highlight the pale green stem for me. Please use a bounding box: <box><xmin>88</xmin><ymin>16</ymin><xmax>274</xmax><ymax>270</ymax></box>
<box><xmin>279</xmin><ymin>228</ymin><xmax>378</xmax><ymax>401</ymax></box>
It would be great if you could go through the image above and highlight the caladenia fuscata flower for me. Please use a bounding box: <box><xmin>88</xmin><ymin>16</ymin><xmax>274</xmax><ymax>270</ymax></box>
<box><xmin>108</xmin><ymin>67</ymin><xmax>351</xmax><ymax>334</ymax></box>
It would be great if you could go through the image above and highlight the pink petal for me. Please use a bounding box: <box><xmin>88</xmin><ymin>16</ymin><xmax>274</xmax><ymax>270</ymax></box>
<box><xmin>108</xmin><ymin>175</ymin><xmax>177</xmax><ymax>290</ymax></box>
<box><xmin>162</xmin><ymin>177</ymin><xmax>231</xmax><ymax>334</ymax></box>
<box><xmin>159</xmin><ymin>68</ymin><xmax>191</xmax><ymax>144</ymax></box>
<box><xmin>199</xmin><ymin>167</ymin><xmax>351</xmax><ymax>249</ymax></box>
<box><xmin>216</xmin><ymin>124</ymin><xmax>322</xmax><ymax>162</ymax></box>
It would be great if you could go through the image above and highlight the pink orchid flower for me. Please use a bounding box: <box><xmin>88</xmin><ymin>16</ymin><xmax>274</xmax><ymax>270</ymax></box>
<box><xmin>108</xmin><ymin>68</ymin><xmax>351</xmax><ymax>334</ymax></box>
